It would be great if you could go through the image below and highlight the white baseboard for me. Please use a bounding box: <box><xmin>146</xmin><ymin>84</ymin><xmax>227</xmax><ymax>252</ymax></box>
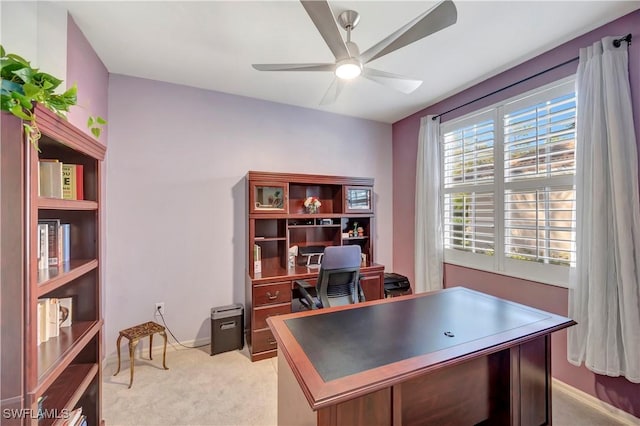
<box><xmin>552</xmin><ymin>378</ymin><xmax>640</xmax><ymax>424</ymax></box>
<box><xmin>102</xmin><ymin>337</ymin><xmax>210</xmax><ymax>370</ymax></box>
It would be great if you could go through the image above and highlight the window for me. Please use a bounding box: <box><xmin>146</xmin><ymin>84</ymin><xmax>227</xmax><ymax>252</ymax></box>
<box><xmin>441</xmin><ymin>78</ymin><xmax>576</xmax><ymax>286</ymax></box>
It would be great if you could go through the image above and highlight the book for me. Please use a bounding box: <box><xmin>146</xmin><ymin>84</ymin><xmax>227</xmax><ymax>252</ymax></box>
<box><xmin>37</xmin><ymin>223</ymin><xmax>49</xmax><ymax>269</ymax></box>
<box><xmin>59</xmin><ymin>297</ymin><xmax>73</xmax><ymax>328</ymax></box>
<box><xmin>60</xmin><ymin>223</ymin><xmax>71</xmax><ymax>263</ymax></box>
<box><xmin>39</xmin><ymin>160</ymin><xmax>63</xmax><ymax>198</ymax></box>
<box><xmin>37</xmin><ymin>300</ymin><xmax>45</xmax><ymax>345</ymax></box>
<box><xmin>39</xmin><ymin>219</ymin><xmax>61</xmax><ymax>266</ymax></box>
<box><xmin>38</xmin><ymin>299</ymin><xmax>50</xmax><ymax>343</ymax></box>
<box><xmin>47</xmin><ymin>298</ymin><xmax>60</xmax><ymax>338</ymax></box>
<box><xmin>62</xmin><ymin>164</ymin><xmax>84</xmax><ymax>200</ymax></box>
<box><xmin>63</xmin><ymin>407</ymin><xmax>82</xmax><ymax>426</ymax></box>
<box><xmin>254</xmin><ymin>244</ymin><xmax>262</xmax><ymax>274</ymax></box>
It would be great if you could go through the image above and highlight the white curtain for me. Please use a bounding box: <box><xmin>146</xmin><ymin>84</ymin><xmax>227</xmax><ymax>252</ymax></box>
<box><xmin>415</xmin><ymin>115</ymin><xmax>443</xmax><ymax>293</ymax></box>
<box><xmin>568</xmin><ymin>36</ymin><xmax>640</xmax><ymax>383</ymax></box>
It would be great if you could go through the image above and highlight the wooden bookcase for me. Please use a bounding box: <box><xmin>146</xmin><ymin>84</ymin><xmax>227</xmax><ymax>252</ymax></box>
<box><xmin>0</xmin><ymin>105</ymin><xmax>105</xmax><ymax>425</ymax></box>
<box><xmin>246</xmin><ymin>171</ymin><xmax>384</xmax><ymax>361</ymax></box>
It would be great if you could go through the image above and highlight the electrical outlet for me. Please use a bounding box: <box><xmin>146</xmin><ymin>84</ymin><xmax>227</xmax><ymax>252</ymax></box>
<box><xmin>155</xmin><ymin>302</ymin><xmax>165</xmax><ymax>315</ymax></box>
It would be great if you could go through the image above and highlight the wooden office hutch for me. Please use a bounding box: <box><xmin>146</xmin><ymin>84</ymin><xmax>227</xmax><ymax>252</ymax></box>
<box><xmin>245</xmin><ymin>171</ymin><xmax>385</xmax><ymax>361</ymax></box>
<box><xmin>1</xmin><ymin>105</ymin><xmax>105</xmax><ymax>425</ymax></box>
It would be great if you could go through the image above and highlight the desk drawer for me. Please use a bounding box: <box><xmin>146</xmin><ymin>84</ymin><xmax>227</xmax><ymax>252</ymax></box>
<box><xmin>254</xmin><ymin>303</ymin><xmax>291</xmax><ymax>330</ymax></box>
<box><xmin>253</xmin><ymin>282</ymin><xmax>292</xmax><ymax>306</ymax></box>
<box><xmin>252</xmin><ymin>329</ymin><xmax>278</xmax><ymax>353</ymax></box>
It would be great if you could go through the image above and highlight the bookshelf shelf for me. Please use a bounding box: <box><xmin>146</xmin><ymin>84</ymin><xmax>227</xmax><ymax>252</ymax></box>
<box><xmin>38</xmin><ymin>198</ymin><xmax>98</xmax><ymax>210</ymax></box>
<box><xmin>40</xmin><ymin>363</ymin><xmax>98</xmax><ymax>426</ymax></box>
<box><xmin>36</xmin><ymin>320</ymin><xmax>101</xmax><ymax>395</ymax></box>
<box><xmin>37</xmin><ymin>259</ymin><xmax>99</xmax><ymax>295</ymax></box>
<box><xmin>254</xmin><ymin>237</ymin><xmax>286</xmax><ymax>242</ymax></box>
<box><xmin>1</xmin><ymin>105</ymin><xmax>105</xmax><ymax>425</ymax></box>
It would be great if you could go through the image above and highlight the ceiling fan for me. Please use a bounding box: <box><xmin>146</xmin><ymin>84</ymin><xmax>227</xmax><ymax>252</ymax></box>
<box><xmin>252</xmin><ymin>0</ymin><xmax>457</xmax><ymax>105</ymax></box>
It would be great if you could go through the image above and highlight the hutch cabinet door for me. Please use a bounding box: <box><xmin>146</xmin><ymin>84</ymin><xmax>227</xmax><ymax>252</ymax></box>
<box><xmin>344</xmin><ymin>186</ymin><xmax>373</xmax><ymax>213</ymax></box>
<box><xmin>250</xmin><ymin>182</ymin><xmax>288</xmax><ymax>214</ymax></box>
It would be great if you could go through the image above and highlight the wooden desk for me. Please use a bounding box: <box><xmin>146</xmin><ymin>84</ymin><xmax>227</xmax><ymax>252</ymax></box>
<box><xmin>267</xmin><ymin>287</ymin><xmax>575</xmax><ymax>425</ymax></box>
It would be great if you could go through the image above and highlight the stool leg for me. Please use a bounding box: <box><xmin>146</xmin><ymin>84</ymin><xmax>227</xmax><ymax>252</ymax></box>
<box><xmin>128</xmin><ymin>338</ymin><xmax>138</xmax><ymax>389</ymax></box>
<box><xmin>149</xmin><ymin>333</ymin><xmax>153</xmax><ymax>360</ymax></box>
<box><xmin>160</xmin><ymin>331</ymin><xmax>169</xmax><ymax>370</ymax></box>
<box><xmin>114</xmin><ymin>334</ymin><xmax>123</xmax><ymax>376</ymax></box>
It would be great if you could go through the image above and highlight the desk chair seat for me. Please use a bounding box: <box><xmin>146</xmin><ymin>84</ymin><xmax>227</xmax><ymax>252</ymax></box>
<box><xmin>294</xmin><ymin>245</ymin><xmax>364</xmax><ymax>310</ymax></box>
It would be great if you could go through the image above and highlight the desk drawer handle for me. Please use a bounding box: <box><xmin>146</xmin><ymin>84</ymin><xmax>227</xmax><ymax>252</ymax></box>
<box><xmin>267</xmin><ymin>338</ymin><xmax>277</xmax><ymax>346</ymax></box>
<box><xmin>267</xmin><ymin>291</ymin><xmax>280</xmax><ymax>300</ymax></box>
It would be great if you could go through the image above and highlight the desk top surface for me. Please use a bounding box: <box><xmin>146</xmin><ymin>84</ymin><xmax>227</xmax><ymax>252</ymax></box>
<box><xmin>267</xmin><ymin>286</ymin><xmax>575</xmax><ymax>409</ymax></box>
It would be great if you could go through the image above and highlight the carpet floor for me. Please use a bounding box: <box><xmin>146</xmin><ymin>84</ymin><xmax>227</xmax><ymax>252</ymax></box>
<box><xmin>103</xmin><ymin>345</ymin><xmax>634</xmax><ymax>426</ymax></box>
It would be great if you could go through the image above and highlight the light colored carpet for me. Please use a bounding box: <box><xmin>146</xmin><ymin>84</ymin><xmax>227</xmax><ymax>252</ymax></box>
<box><xmin>103</xmin><ymin>345</ymin><xmax>634</xmax><ymax>426</ymax></box>
<box><xmin>104</xmin><ymin>345</ymin><xmax>277</xmax><ymax>426</ymax></box>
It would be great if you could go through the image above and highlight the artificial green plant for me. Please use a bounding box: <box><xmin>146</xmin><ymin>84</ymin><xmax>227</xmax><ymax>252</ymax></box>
<box><xmin>0</xmin><ymin>44</ymin><xmax>106</xmax><ymax>148</ymax></box>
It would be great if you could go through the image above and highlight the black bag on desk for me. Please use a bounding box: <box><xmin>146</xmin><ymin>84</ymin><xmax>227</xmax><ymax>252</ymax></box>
<box><xmin>384</xmin><ymin>273</ymin><xmax>411</xmax><ymax>297</ymax></box>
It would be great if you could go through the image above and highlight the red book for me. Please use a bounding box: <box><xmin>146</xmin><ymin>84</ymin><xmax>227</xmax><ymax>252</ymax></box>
<box><xmin>75</xmin><ymin>164</ymin><xmax>84</xmax><ymax>200</ymax></box>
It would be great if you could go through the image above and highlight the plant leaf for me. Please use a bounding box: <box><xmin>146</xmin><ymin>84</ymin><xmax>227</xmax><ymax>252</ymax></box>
<box><xmin>22</xmin><ymin>82</ymin><xmax>41</xmax><ymax>98</ymax></box>
<box><xmin>91</xmin><ymin>127</ymin><xmax>101</xmax><ymax>138</ymax></box>
<box><xmin>96</xmin><ymin>116</ymin><xmax>107</xmax><ymax>125</ymax></box>
<box><xmin>9</xmin><ymin>104</ymin><xmax>31</xmax><ymax>120</ymax></box>
<box><xmin>87</xmin><ymin>116</ymin><xmax>94</xmax><ymax>127</ymax></box>
<box><xmin>11</xmin><ymin>91</ymin><xmax>33</xmax><ymax>110</ymax></box>
<box><xmin>33</xmin><ymin>72</ymin><xmax>62</xmax><ymax>90</ymax></box>
<box><xmin>12</xmin><ymin>67</ymin><xmax>35</xmax><ymax>84</ymax></box>
<box><xmin>0</xmin><ymin>45</ymin><xmax>5</xmax><ymax>57</ymax></box>
<box><xmin>6</xmin><ymin>53</ymin><xmax>30</xmax><ymax>67</ymax></box>
<box><xmin>0</xmin><ymin>62</ymin><xmax>26</xmax><ymax>81</ymax></box>
<box><xmin>0</xmin><ymin>94</ymin><xmax>17</xmax><ymax>112</ymax></box>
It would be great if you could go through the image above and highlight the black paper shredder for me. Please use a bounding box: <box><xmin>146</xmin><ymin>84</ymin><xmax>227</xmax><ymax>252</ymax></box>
<box><xmin>210</xmin><ymin>304</ymin><xmax>244</xmax><ymax>355</ymax></box>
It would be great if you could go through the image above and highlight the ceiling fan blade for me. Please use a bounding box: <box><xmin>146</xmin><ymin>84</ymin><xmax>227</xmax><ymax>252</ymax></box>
<box><xmin>300</xmin><ymin>0</ymin><xmax>351</xmax><ymax>61</ymax></box>
<box><xmin>252</xmin><ymin>63</ymin><xmax>335</xmax><ymax>72</ymax></box>
<box><xmin>360</xmin><ymin>0</ymin><xmax>457</xmax><ymax>64</ymax></box>
<box><xmin>319</xmin><ymin>78</ymin><xmax>346</xmax><ymax>105</ymax></box>
<box><xmin>361</xmin><ymin>68</ymin><xmax>422</xmax><ymax>94</ymax></box>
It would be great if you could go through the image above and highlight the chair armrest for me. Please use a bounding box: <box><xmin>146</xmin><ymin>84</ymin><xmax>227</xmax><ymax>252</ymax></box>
<box><xmin>294</xmin><ymin>280</ymin><xmax>318</xmax><ymax>309</ymax></box>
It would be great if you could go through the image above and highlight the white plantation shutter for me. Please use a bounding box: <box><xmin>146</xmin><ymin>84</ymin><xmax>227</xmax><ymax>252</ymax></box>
<box><xmin>440</xmin><ymin>78</ymin><xmax>576</xmax><ymax>286</ymax></box>
<box><xmin>503</xmin><ymin>88</ymin><xmax>576</xmax><ymax>268</ymax></box>
<box><xmin>442</xmin><ymin>112</ymin><xmax>496</xmax><ymax>267</ymax></box>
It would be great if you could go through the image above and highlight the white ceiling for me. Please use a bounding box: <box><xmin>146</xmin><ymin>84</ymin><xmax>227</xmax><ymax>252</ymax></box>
<box><xmin>58</xmin><ymin>1</ymin><xmax>639</xmax><ymax>123</ymax></box>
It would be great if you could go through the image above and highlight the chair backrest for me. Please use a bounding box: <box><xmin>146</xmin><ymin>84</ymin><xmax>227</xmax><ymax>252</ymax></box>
<box><xmin>316</xmin><ymin>245</ymin><xmax>363</xmax><ymax>308</ymax></box>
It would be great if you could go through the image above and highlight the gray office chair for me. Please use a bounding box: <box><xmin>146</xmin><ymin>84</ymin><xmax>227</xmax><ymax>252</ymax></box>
<box><xmin>294</xmin><ymin>245</ymin><xmax>364</xmax><ymax>310</ymax></box>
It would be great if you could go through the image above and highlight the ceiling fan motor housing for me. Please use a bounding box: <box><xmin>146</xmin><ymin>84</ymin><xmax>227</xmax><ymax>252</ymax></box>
<box><xmin>338</xmin><ymin>10</ymin><xmax>360</xmax><ymax>31</ymax></box>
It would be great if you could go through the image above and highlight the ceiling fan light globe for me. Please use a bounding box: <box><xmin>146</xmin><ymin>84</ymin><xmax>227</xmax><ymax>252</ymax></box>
<box><xmin>335</xmin><ymin>59</ymin><xmax>362</xmax><ymax>80</ymax></box>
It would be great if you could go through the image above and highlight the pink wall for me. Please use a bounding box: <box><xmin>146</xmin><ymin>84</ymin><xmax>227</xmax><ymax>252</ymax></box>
<box><xmin>66</xmin><ymin>15</ymin><xmax>109</xmax><ymax>144</ymax></box>
<box><xmin>392</xmin><ymin>9</ymin><xmax>640</xmax><ymax>416</ymax></box>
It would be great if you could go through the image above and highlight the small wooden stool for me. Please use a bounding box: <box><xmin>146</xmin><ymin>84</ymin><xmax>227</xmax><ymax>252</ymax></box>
<box><xmin>114</xmin><ymin>321</ymin><xmax>169</xmax><ymax>388</ymax></box>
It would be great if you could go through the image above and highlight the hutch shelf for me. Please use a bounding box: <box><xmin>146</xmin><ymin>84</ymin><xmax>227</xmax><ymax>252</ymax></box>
<box><xmin>246</xmin><ymin>171</ymin><xmax>384</xmax><ymax>361</ymax></box>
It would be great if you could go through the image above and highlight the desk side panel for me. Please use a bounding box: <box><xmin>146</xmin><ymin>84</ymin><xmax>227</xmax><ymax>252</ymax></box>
<box><xmin>278</xmin><ymin>351</ymin><xmax>316</xmax><ymax>426</ymax></box>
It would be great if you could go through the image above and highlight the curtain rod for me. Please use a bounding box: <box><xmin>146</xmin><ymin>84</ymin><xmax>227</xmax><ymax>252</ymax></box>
<box><xmin>432</xmin><ymin>33</ymin><xmax>633</xmax><ymax>121</ymax></box>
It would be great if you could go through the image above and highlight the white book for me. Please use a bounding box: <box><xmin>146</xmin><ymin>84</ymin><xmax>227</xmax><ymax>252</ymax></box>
<box><xmin>38</xmin><ymin>299</ymin><xmax>50</xmax><ymax>343</ymax></box>
<box><xmin>38</xmin><ymin>224</ymin><xmax>48</xmax><ymax>270</ymax></box>
<box><xmin>47</xmin><ymin>298</ymin><xmax>60</xmax><ymax>338</ymax></box>
<box><xmin>39</xmin><ymin>160</ymin><xmax>63</xmax><ymax>198</ymax></box>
